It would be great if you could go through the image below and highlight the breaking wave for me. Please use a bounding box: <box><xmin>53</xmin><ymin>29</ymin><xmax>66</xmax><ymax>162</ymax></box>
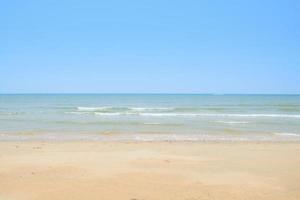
<box><xmin>67</xmin><ymin>111</ymin><xmax>300</xmax><ymax>118</ymax></box>
<box><xmin>273</xmin><ymin>132</ymin><xmax>300</xmax><ymax>137</ymax></box>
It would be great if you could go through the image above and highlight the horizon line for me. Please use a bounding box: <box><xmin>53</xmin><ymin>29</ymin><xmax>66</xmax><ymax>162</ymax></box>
<box><xmin>1</xmin><ymin>93</ymin><xmax>300</xmax><ymax>95</ymax></box>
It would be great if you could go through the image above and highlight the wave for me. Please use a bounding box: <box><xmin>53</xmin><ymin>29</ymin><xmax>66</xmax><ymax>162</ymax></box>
<box><xmin>77</xmin><ymin>106</ymin><xmax>175</xmax><ymax>112</ymax></box>
<box><xmin>65</xmin><ymin>111</ymin><xmax>93</xmax><ymax>115</ymax></box>
<box><xmin>273</xmin><ymin>133</ymin><xmax>300</xmax><ymax>137</ymax></box>
<box><xmin>4</xmin><ymin>133</ymin><xmax>300</xmax><ymax>142</ymax></box>
<box><xmin>94</xmin><ymin>112</ymin><xmax>123</xmax><ymax>116</ymax></box>
<box><xmin>67</xmin><ymin>111</ymin><xmax>300</xmax><ymax>118</ymax></box>
<box><xmin>77</xmin><ymin>107</ymin><xmax>111</xmax><ymax>111</ymax></box>
<box><xmin>139</xmin><ymin>113</ymin><xmax>300</xmax><ymax>118</ymax></box>
<box><xmin>68</xmin><ymin>111</ymin><xmax>125</xmax><ymax>116</ymax></box>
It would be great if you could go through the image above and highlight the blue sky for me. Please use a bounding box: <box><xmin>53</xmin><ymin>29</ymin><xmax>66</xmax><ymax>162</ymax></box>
<box><xmin>0</xmin><ymin>0</ymin><xmax>299</xmax><ymax>94</ymax></box>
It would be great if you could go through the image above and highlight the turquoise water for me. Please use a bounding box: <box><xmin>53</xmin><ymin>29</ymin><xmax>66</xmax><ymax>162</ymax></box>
<box><xmin>0</xmin><ymin>94</ymin><xmax>300</xmax><ymax>141</ymax></box>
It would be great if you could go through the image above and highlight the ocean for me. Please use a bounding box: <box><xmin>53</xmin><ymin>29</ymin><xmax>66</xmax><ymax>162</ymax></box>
<box><xmin>0</xmin><ymin>94</ymin><xmax>300</xmax><ymax>141</ymax></box>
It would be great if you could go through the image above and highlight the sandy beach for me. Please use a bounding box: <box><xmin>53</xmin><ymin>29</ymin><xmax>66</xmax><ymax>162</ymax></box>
<box><xmin>0</xmin><ymin>141</ymin><xmax>299</xmax><ymax>200</ymax></box>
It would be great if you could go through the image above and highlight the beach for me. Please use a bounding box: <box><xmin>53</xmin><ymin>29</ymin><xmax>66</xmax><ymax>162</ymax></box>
<box><xmin>1</xmin><ymin>94</ymin><xmax>300</xmax><ymax>199</ymax></box>
<box><xmin>1</xmin><ymin>141</ymin><xmax>299</xmax><ymax>200</ymax></box>
<box><xmin>2</xmin><ymin>0</ymin><xmax>299</xmax><ymax>198</ymax></box>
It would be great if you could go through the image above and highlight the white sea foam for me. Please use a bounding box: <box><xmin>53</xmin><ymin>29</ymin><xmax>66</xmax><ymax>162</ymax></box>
<box><xmin>65</xmin><ymin>111</ymin><xmax>90</xmax><ymax>115</ymax></box>
<box><xmin>139</xmin><ymin>113</ymin><xmax>300</xmax><ymax>118</ymax></box>
<box><xmin>77</xmin><ymin>107</ymin><xmax>111</xmax><ymax>111</ymax></box>
<box><xmin>77</xmin><ymin>106</ymin><xmax>175</xmax><ymax>111</ymax></box>
<box><xmin>69</xmin><ymin>111</ymin><xmax>300</xmax><ymax>118</ymax></box>
<box><xmin>273</xmin><ymin>132</ymin><xmax>300</xmax><ymax>137</ymax></box>
<box><xmin>94</xmin><ymin>112</ymin><xmax>123</xmax><ymax>116</ymax></box>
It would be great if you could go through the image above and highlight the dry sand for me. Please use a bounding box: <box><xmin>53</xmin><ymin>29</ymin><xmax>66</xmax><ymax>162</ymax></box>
<box><xmin>0</xmin><ymin>141</ymin><xmax>300</xmax><ymax>200</ymax></box>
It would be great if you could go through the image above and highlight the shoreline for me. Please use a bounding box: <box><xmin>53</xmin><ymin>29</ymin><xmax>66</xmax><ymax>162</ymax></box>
<box><xmin>1</xmin><ymin>132</ymin><xmax>300</xmax><ymax>143</ymax></box>
<box><xmin>1</xmin><ymin>139</ymin><xmax>300</xmax><ymax>144</ymax></box>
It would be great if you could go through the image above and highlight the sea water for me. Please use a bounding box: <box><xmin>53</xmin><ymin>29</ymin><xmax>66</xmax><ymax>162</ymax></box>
<box><xmin>0</xmin><ymin>94</ymin><xmax>300</xmax><ymax>141</ymax></box>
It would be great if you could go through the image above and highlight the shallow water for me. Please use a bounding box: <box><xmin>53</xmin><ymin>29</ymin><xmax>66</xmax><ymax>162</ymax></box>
<box><xmin>0</xmin><ymin>94</ymin><xmax>300</xmax><ymax>141</ymax></box>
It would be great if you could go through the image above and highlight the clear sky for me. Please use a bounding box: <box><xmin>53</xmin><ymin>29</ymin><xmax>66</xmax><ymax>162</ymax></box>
<box><xmin>0</xmin><ymin>0</ymin><xmax>299</xmax><ymax>94</ymax></box>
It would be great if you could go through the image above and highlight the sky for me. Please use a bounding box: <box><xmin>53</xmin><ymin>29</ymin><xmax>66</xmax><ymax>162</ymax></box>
<box><xmin>0</xmin><ymin>0</ymin><xmax>299</xmax><ymax>94</ymax></box>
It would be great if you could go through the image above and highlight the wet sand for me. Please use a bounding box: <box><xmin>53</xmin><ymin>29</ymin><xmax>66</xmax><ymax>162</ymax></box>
<box><xmin>0</xmin><ymin>141</ymin><xmax>300</xmax><ymax>200</ymax></box>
